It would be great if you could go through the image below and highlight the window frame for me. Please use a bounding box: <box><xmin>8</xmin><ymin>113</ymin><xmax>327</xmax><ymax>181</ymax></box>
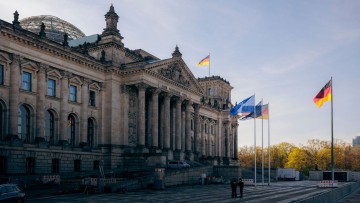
<box><xmin>0</xmin><ymin>64</ymin><xmax>4</xmax><ymax>85</ymax></box>
<box><xmin>69</xmin><ymin>85</ymin><xmax>77</xmax><ymax>102</ymax></box>
<box><xmin>89</xmin><ymin>90</ymin><xmax>96</xmax><ymax>106</ymax></box>
<box><xmin>47</xmin><ymin>79</ymin><xmax>56</xmax><ymax>97</ymax></box>
<box><xmin>22</xmin><ymin>71</ymin><xmax>32</xmax><ymax>91</ymax></box>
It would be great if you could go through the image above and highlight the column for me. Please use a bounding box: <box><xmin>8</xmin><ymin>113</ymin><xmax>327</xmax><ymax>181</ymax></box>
<box><xmin>164</xmin><ymin>93</ymin><xmax>171</xmax><ymax>149</ymax></box>
<box><xmin>193</xmin><ymin>103</ymin><xmax>200</xmax><ymax>153</ymax></box>
<box><xmin>226</xmin><ymin>122</ymin><xmax>231</xmax><ymax>157</ymax></box>
<box><xmin>171</xmin><ymin>104</ymin><xmax>176</xmax><ymax>150</ymax></box>
<box><xmin>185</xmin><ymin>100</ymin><xmax>192</xmax><ymax>152</ymax></box>
<box><xmin>80</xmin><ymin>78</ymin><xmax>90</xmax><ymax>145</ymax></box>
<box><xmin>59</xmin><ymin>71</ymin><xmax>70</xmax><ymax>143</ymax></box>
<box><xmin>137</xmin><ymin>84</ymin><xmax>147</xmax><ymax>147</ymax></box>
<box><xmin>234</xmin><ymin>123</ymin><xmax>239</xmax><ymax>159</ymax></box>
<box><xmin>9</xmin><ymin>55</ymin><xmax>20</xmax><ymax>138</ymax></box>
<box><xmin>181</xmin><ymin>109</ymin><xmax>185</xmax><ymax>151</ymax></box>
<box><xmin>98</xmin><ymin>84</ymin><xmax>105</xmax><ymax>146</ymax></box>
<box><xmin>201</xmin><ymin>117</ymin><xmax>205</xmax><ymax>156</ymax></box>
<box><xmin>120</xmin><ymin>85</ymin><xmax>129</xmax><ymax>145</ymax></box>
<box><xmin>146</xmin><ymin>95</ymin><xmax>152</xmax><ymax>148</ymax></box>
<box><xmin>175</xmin><ymin>98</ymin><xmax>182</xmax><ymax>150</ymax></box>
<box><xmin>36</xmin><ymin>64</ymin><xmax>47</xmax><ymax>142</ymax></box>
<box><xmin>151</xmin><ymin>89</ymin><xmax>160</xmax><ymax>148</ymax></box>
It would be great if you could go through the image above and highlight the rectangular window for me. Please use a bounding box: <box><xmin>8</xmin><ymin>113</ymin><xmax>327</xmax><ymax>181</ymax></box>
<box><xmin>74</xmin><ymin>159</ymin><xmax>81</xmax><ymax>172</ymax></box>
<box><xmin>0</xmin><ymin>64</ymin><xmax>4</xmax><ymax>85</ymax></box>
<box><xmin>26</xmin><ymin>157</ymin><xmax>35</xmax><ymax>174</ymax></box>
<box><xmin>93</xmin><ymin>160</ymin><xmax>99</xmax><ymax>170</ymax></box>
<box><xmin>52</xmin><ymin>159</ymin><xmax>60</xmax><ymax>173</ymax></box>
<box><xmin>69</xmin><ymin>85</ymin><xmax>77</xmax><ymax>102</ymax></box>
<box><xmin>89</xmin><ymin>91</ymin><xmax>96</xmax><ymax>106</ymax></box>
<box><xmin>47</xmin><ymin>79</ymin><xmax>56</xmax><ymax>96</ymax></box>
<box><xmin>22</xmin><ymin>71</ymin><xmax>31</xmax><ymax>91</ymax></box>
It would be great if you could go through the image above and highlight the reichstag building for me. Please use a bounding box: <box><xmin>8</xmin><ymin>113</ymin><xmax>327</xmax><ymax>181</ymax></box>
<box><xmin>0</xmin><ymin>5</ymin><xmax>239</xmax><ymax>175</ymax></box>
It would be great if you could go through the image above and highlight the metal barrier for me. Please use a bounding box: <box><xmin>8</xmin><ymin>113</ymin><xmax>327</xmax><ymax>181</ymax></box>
<box><xmin>243</xmin><ymin>179</ymin><xmax>254</xmax><ymax>186</ymax></box>
<box><xmin>42</xmin><ymin>175</ymin><xmax>61</xmax><ymax>185</ymax></box>
<box><xmin>318</xmin><ymin>180</ymin><xmax>338</xmax><ymax>188</ymax></box>
<box><xmin>82</xmin><ymin>177</ymin><xmax>116</xmax><ymax>186</ymax></box>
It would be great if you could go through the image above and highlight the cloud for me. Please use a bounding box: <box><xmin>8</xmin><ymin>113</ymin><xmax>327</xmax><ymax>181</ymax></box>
<box><xmin>260</xmin><ymin>47</ymin><xmax>329</xmax><ymax>75</ymax></box>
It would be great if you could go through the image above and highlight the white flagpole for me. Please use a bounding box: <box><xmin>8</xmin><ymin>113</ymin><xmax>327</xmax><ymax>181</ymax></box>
<box><xmin>268</xmin><ymin>103</ymin><xmax>271</xmax><ymax>186</ymax></box>
<box><xmin>261</xmin><ymin>101</ymin><xmax>264</xmax><ymax>184</ymax></box>
<box><xmin>254</xmin><ymin>98</ymin><xmax>257</xmax><ymax>186</ymax></box>
<box><xmin>331</xmin><ymin>77</ymin><xmax>334</xmax><ymax>181</ymax></box>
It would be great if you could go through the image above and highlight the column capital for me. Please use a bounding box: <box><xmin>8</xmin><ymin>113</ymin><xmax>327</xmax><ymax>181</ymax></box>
<box><xmin>10</xmin><ymin>53</ymin><xmax>22</xmax><ymax>63</ymax></box>
<box><xmin>148</xmin><ymin>88</ymin><xmax>161</xmax><ymax>95</ymax></box>
<box><xmin>135</xmin><ymin>83</ymin><xmax>148</xmax><ymax>91</ymax></box>
<box><xmin>183</xmin><ymin>100</ymin><xmax>192</xmax><ymax>107</ymax></box>
<box><xmin>193</xmin><ymin>103</ymin><xmax>200</xmax><ymax>112</ymax></box>
<box><xmin>38</xmin><ymin>63</ymin><xmax>49</xmax><ymax>73</ymax></box>
<box><xmin>161</xmin><ymin>92</ymin><xmax>172</xmax><ymax>99</ymax></box>
<box><xmin>82</xmin><ymin>78</ymin><xmax>91</xmax><ymax>85</ymax></box>
<box><xmin>61</xmin><ymin>71</ymin><xmax>72</xmax><ymax>79</ymax></box>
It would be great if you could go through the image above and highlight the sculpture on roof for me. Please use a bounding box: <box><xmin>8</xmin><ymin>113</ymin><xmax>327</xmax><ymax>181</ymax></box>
<box><xmin>102</xmin><ymin>4</ymin><xmax>123</xmax><ymax>39</ymax></box>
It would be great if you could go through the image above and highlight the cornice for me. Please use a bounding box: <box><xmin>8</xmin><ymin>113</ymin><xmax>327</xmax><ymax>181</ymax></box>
<box><xmin>0</xmin><ymin>21</ymin><xmax>105</xmax><ymax>73</ymax></box>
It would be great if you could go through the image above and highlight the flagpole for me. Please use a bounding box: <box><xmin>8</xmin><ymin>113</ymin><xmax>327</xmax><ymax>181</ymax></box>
<box><xmin>261</xmin><ymin>101</ymin><xmax>264</xmax><ymax>184</ymax></box>
<box><xmin>254</xmin><ymin>98</ymin><xmax>257</xmax><ymax>186</ymax></box>
<box><xmin>331</xmin><ymin>77</ymin><xmax>334</xmax><ymax>181</ymax></box>
<box><xmin>208</xmin><ymin>53</ymin><xmax>211</xmax><ymax>77</ymax></box>
<box><xmin>268</xmin><ymin>103</ymin><xmax>271</xmax><ymax>186</ymax></box>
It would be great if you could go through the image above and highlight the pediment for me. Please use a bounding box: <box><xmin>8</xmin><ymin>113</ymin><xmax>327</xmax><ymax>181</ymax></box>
<box><xmin>69</xmin><ymin>76</ymin><xmax>82</xmax><ymax>85</ymax></box>
<box><xmin>146</xmin><ymin>58</ymin><xmax>204</xmax><ymax>95</ymax></box>
<box><xmin>21</xmin><ymin>61</ymin><xmax>38</xmax><ymax>71</ymax></box>
<box><xmin>89</xmin><ymin>82</ymin><xmax>101</xmax><ymax>91</ymax></box>
<box><xmin>47</xmin><ymin>69</ymin><xmax>62</xmax><ymax>79</ymax></box>
<box><xmin>0</xmin><ymin>52</ymin><xmax>11</xmax><ymax>63</ymax></box>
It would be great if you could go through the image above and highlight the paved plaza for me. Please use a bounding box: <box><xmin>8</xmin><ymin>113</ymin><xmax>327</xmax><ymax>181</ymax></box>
<box><xmin>27</xmin><ymin>181</ymin><xmax>359</xmax><ymax>203</ymax></box>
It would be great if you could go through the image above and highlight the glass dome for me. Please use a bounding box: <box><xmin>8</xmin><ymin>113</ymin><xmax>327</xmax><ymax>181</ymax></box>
<box><xmin>19</xmin><ymin>15</ymin><xmax>85</xmax><ymax>43</ymax></box>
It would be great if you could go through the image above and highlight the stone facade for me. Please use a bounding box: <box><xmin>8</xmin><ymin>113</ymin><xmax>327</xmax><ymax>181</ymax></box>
<box><xmin>0</xmin><ymin>6</ymin><xmax>239</xmax><ymax>176</ymax></box>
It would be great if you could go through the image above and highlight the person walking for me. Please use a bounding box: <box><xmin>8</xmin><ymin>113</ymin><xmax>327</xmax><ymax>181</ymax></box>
<box><xmin>230</xmin><ymin>178</ymin><xmax>238</xmax><ymax>198</ymax></box>
<box><xmin>238</xmin><ymin>178</ymin><xmax>244</xmax><ymax>198</ymax></box>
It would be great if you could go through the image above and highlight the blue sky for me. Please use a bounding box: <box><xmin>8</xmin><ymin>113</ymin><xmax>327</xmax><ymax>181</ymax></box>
<box><xmin>1</xmin><ymin>0</ymin><xmax>360</xmax><ymax>147</ymax></box>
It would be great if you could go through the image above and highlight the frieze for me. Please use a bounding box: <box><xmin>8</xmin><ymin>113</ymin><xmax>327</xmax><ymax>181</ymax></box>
<box><xmin>157</xmin><ymin>63</ymin><xmax>190</xmax><ymax>87</ymax></box>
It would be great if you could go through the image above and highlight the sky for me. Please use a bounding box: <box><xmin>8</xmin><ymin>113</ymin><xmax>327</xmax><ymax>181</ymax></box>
<box><xmin>1</xmin><ymin>0</ymin><xmax>360</xmax><ymax>147</ymax></box>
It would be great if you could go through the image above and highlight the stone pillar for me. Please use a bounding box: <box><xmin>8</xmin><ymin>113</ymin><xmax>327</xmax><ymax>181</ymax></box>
<box><xmin>234</xmin><ymin>123</ymin><xmax>239</xmax><ymax>159</ymax></box>
<box><xmin>35</xmin><ymin>64</ymin><xmax>47</xmax><ymax>142</ymax></box>
<box><xmin>120</xmin><ymin>85</ymin><xmax>129</xmax><ymax>146</ymax></box>
<box><xmin>146</xmin><ymin>95</ymin><xmax>152</xmax><ymax>148</ymax></box>
<box><xmin>171</xmin><ymin>103</ymin><xmax>176</xmax><ymax>150</ymax></box>
<box><xmin>201</xmin><ymin>117</ymin><xmax>205</xmax><ymax>156</ymax></box>
<box><xmin>185</xmin><ymin>100</ymin><xmax>192</xmax><ymax>152</ymax></box>
<box><xmin>59</xmin><ymin>71</ymin><xmax>70</xmax><ymax>144</ymax></box>
<box><xmin>193</xmin><ymin>103</ymin><xmax>200</xmax><ymax>154</ymax></box>
<box><xmin>175</xmin><ymin>98</ymin><xmax>182</xmax><ymax>150</ymax></box>
<box><xmin>164</xmin><ymin>93</ymin><xmax>171</xmax><ymax>149</ymax></box>
<box><xmin>80</xmin><ymin>78</ymin><xmax>90</xmax><ymax>145</ymax></box>
<box><xmin>137</xmin><ymin>84</ymin><xmax>147</xmax><ymax>147</ymax></box>
<box><xmin>151</xmin><ymin>89</ymin><xmax>160</xmax><ymax>148</ymax></box>
<box><xmin>181</xmin><ymin>110</ymin><xmax>185</xmax><ymax>152</ymax></box>
<box><xmin>226</xmin><ymin>122</ymin><xmax>231</xmax><ymax>158</ymax></box>
<box><xmin>8</xmin><ymin>55</ymin><xmax>20</xmax><ymax>139</ymax></box>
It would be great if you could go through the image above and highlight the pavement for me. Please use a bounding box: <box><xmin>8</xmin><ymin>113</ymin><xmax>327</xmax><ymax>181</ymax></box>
<box><xmin>26</xmin><ymin>181</ymin><xmax>360</xmax><ymax>203</ymax></box>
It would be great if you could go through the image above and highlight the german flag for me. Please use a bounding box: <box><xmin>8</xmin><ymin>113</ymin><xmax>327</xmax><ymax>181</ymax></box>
<box><xmin>313</xmin><ymin>80</ymin><xmax>332</xmax><ymax>108</ymax></box>
<box><xmin>198</xmin><ymin>55</ymin><xmax>210</xmax><ymax>66</ymax></box>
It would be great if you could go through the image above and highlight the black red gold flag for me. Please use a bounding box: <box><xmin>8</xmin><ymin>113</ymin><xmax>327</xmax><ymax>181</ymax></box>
<box><xmin>313</xmin><ymin>80</ymin><xmax>332</xmax><ymax>108</ymax></box>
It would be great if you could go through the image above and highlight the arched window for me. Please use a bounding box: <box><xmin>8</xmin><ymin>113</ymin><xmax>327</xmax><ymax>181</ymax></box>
<box><xmin>68</xmin><ymin>114</ymin><xmax>76</xmax><ymax>146</ymax></box>
<box><xmin>87</xmin><ymin>118</ymin><xmax>94</xmax><ymax>148</ymax></box>
<box><xmin>45</xmin><ymin>110</ymin><xmax>55</xmax><ymax>144</ymax></box>
<box><xmin>18</xmin><ymin>105</ymin><xmax>31</xmax><ymax>143</ymax></box>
